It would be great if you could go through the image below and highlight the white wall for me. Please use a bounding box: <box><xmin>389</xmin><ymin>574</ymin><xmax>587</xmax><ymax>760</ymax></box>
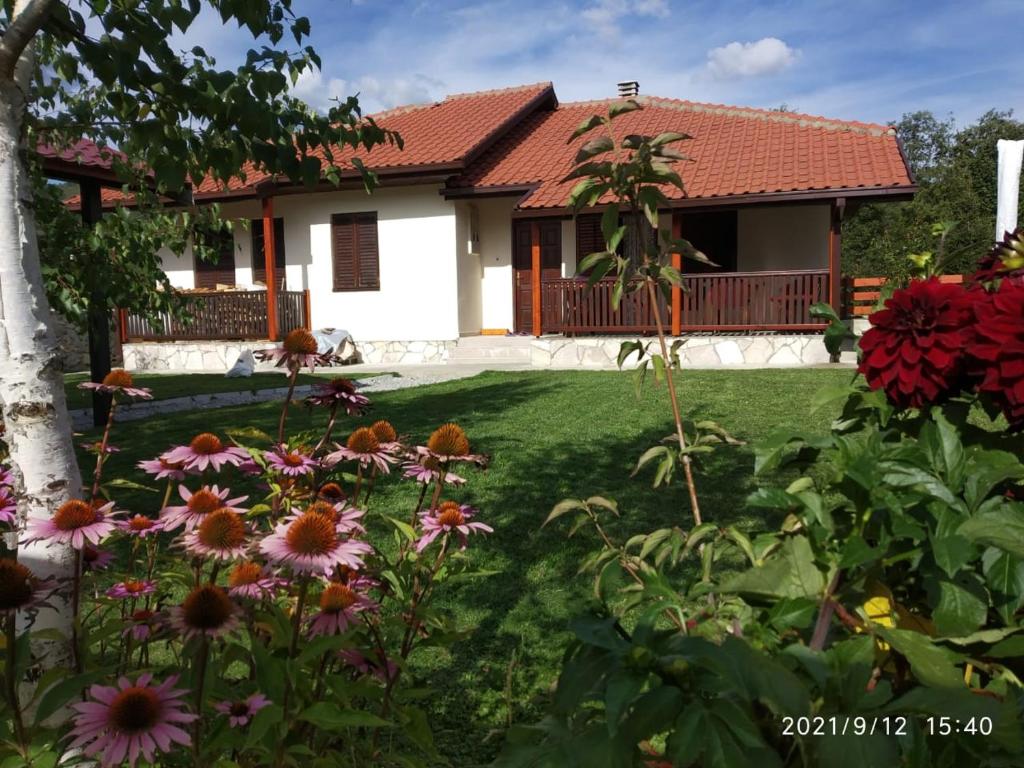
<box><xmin>478</xmin><ymin>197</ymin><xmax>517</xmax><ymax>331</ymax></box>
<box><xmin>271</xmin><ymin>186</ymin><xmax>459</xmax><ymax>340</ymax></box>
<box><xmin>736</xmin><ymin>204</ymin><xmax>829</xmax><ymax>272</ymax></box>
<box><xmin>160</xmin><ymin>245</ymin><xmax>196</xmax><ymax>289</ymax></box>
<box><xmin>454</xmin><ymin>203</ymin><xmax>483</xmax><ymax>334</ymax></box>
<box><xmin>560</xmin><ymin>219</ymin><xmax>576</xmax><ymax>277</ymax></box>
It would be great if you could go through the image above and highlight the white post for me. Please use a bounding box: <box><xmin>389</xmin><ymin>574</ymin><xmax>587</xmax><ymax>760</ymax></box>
<box><xmin>996</xmin><ymin>139</ymin><xmax>1024</xmax><ymax>240</ymax></box>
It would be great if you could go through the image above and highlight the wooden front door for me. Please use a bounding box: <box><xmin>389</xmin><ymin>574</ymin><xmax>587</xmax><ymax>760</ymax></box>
<box><xmin>513</xmin><ymin>220</ymin><xmax>561</xmax><ymax>333</ymax></box>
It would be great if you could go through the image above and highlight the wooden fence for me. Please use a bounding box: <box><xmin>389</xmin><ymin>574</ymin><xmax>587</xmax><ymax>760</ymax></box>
<box><xmin>541</xmin><ymin>269</ymin><xmax>830</xmax><ymax>334</ymax></box>
<box><xmin>120</xmin><ymin>289</ymin><xmax>310</xmax><ymax>342</ymax></box>
<box><xmin>844</xmin><ymin>274</ymin><xmax>965</xmax><ymax>317</ymax></box>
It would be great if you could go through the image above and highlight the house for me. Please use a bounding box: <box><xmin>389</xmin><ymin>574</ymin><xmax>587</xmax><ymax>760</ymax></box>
<box><xmin>88</xmin><ymin>81</ymin><xmax>916</xmax><ymax>368</ymax></box>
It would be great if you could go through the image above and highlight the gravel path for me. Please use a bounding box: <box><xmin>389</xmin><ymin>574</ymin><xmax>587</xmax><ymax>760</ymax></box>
<box><xmin>69</xmin><ymin>369</ymin><xmax>485</xmax><ymax>430</ymax></box>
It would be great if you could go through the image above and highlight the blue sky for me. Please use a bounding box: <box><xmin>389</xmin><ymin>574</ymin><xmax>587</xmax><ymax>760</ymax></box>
<box><xmin>189</xmin><ymin>0</ymin><xmax>1024</xmax><ymax>127</ymax></box>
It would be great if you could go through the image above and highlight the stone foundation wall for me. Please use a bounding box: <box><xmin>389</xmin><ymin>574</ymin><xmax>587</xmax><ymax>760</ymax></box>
<box><xmin>122</xmin><ymin>341</ymin><xmax>273</xmax><ymax>373</ymax></box>
<box><xmin>530</xmin><ymin>334</ymin><xmax>833</xmax><ymax>369</ymax></box>
<box><xmin>52</xmin><ymin>313</ymin><xmax>122</xmax><ymax>373</ymax></box>
<box><xmin>356</xmin><ymin>340</ymin><xmax>455</xmax><ymax>365</ymax></box>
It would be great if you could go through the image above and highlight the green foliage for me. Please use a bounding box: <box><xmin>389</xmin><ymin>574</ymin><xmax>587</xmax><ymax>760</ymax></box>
<box><xmin>844</xmin><ymin>109</ymin><xmax>1024</xmax><ymax>280</ymax></box>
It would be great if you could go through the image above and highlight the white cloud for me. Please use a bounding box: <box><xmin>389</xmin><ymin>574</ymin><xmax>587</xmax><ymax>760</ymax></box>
<box><xmin>704</xmin><ymin>37</ymin><xmax>798</xmax><ymax>80</ymax></box>
<box><xmin>291</xmin><ymin>68</ymin><xmax>442</xmax><ymax>114</ymax></box>
<box><xmin>582</xmin><ymin>0</ymin><xmax>670</xmax><ymax>42</ymax></box>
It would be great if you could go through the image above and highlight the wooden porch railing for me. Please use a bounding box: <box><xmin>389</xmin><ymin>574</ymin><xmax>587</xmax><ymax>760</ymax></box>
<box><xmin>844</xmin><ymin>274</ymin><xmax>964</xmax><ymax>317</ymax></box>
<box><xmin>120</xmin><ymin>289</ymin><xmax>310</xmax><ymax>342</ymax></box>
<box><xmin>541</xmin><ymin>269</ymin><xmax>830</xmax><ymax>334</ymax></box>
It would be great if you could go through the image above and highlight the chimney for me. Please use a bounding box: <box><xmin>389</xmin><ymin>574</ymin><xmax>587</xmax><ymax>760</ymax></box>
<box><xmin>617</xmin><ymin>80</ymin><xmax>639</xmax><ymax>98</ymax></box>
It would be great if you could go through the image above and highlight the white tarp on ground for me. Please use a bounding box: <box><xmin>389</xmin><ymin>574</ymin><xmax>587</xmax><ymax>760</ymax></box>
<box><xmin>996</xmin><ymin>139</ymin><xmax>1024</xmax><ymax>239</ymax></box>
<box><xmin>313</xmin><ymin>328</ymin><xmax>358</xmax><ymax>363</ymax></box>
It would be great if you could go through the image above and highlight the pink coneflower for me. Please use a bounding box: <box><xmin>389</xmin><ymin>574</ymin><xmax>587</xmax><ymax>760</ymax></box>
<box><xmin>296</xmin><ymin>501</ymin><xmax>365</xmax><ymax>536</ymax></box>
<box><xmin>265</xmin><ymin>445</ymin><xmax>318</xmax><ymax>476</ymax></box>
<box><xmin>83</xmin><ymin>544</ymin><xmax>115</xmax><ymax>572</ymax></box>
<box><xmin>162</xmin><ymin>433</ymin><xmax>249</xmax><ymax>473</ymax></box>
<box><xmin>23</xmin><ymin>499</ymin><xmax>119</xmax><ymax>550</ymax></box>
<box><xmin>124</xmin><ymin>609</ymin><xmax>159</xmax><ymax>641</ymax></box>
<box><xmin>118</xmin><ymin>514</ymin><xmax>164</xmax><ymax>539</ymax></box>
<box><xmin>183</xmin><ymin>509</ymin><xmax>249</xmax><ymax>561</ymax></box>
<box><xmin>324</xmin><ymin>428</ymin><xmax>395</xmax><ymax>473</ymax></box>
<box><xmin>227</xmin><ymin>562</ymin><xmax>284</xmax><ymax>600</ymax></box>
<box><xmin>137</xmin><ymin>456</ymin><xmax>187</xmax><ymax>481</ymax></box>
<box><xmin>0</xmin><ymin>486</ymin><xmax>15</xmax><ymax>526</ymax></box>
<box><xmin>81</xmin><ymin>441</ymin><xmax>121</xmax><ymax>455</ymax></box>
<box><xmin>67</xmin><ymin>673</ymin><xmax>195</xmax><ymax>768</ymax></box>
<box><xmin>417</xmin><ymin>423</ymin><xmax>488</xmax><ymax>466</ymax></box>
<box><xmin>77</xmin><ymin>369</ymin><xmax>153</xmax><ymax>401</ymax></box>
<box><xmin>259</xmin><ymin>512</ymin><xmax>372</xmax><ymax>575</ymax></box>
<box><xmin>416</xmin><ymin>501</ymin><xmax>492</xmax><ymax>552</ymax></box>
<box><xmin>340</xmin><ymin>648</ymin><xmax>398</xmax><ymax>684</ymax></box>
<box><xmin>214</xmin><ymin>693</ymin><xmax>270</xmax><ymax>727</ymax></box>
<box><xmin>307</xmin><ymin>582</ymin><xmax>376</xmax><ymax>637</ymax></box>
<box><xmin>106</xmin><ymin>580</ymin><xmax>156</xmax><ymax>600</ymax></box>
<box><xmin>401</xmin><ymin>455</ymin><xmax>466</xmax><ymax>486</ymax></box>
<box><xmin>168</xmin><ymin>584</ymin><xmax>239</xmax><ymax>641</ymax></box>
<box><xmin>306</xmin><ymin>376</ymin><xmax>370</xmax><ymax>414</ymax></box>
<box><xmin>161</xmin><ymin>485</ymin><xmax>248</xmax><ymax>532</ymax></box>
<box><xmin>0</xmin><ymin>559</ymin><xmax>54</xmax><ymax>615</ymax></box>
<box><xmin>257</xmin><ymin>328</ymin><xmax>334</xmax><ymax>371</ymax></box>
<box><xmin>369</xmin><ymin>420</ymin><xmax>402</xmax><ymax>453</ymax></box>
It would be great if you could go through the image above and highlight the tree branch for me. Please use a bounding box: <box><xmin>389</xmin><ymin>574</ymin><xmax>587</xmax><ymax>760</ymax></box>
<box><xmin>0</xmin><ymin>0</ymin><xmax>56</xmax><ymax>81</ymax></box>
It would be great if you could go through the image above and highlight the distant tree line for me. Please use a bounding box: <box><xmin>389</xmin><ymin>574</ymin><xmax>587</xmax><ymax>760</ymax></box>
<box><xmin>843</xmin><ymin>109</ymin><xmax>1024</xmax><ymax>278</ymax></box>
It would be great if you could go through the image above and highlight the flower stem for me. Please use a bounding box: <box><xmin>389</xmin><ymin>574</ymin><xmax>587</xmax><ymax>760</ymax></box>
<box><xmin>192</xmin><ymin>637</ymin><xmax>210</xmax><ymax>766</ymax></box>
<box><xmin>277</xmin><ymin>366</ymin><xmax>300</xmax><ymax>445</ymax></box>
<box><xmin>71</xmin><ymin>548</ymin><xmax>84</xmax><ymax>673</ymax></box>
<box><xmin>90</xmin><ymin>400</ymin><xmax>118</xmax><ymax>501</ymax></box>
<box><xmin>314</xmin><ymin>402</ymin><xmax>339</xmax><ymax>454</ymax></box>
<box><xmin>3</xmin><ymin>615</ymin><xmax>27</xmax><ymax>751</ymax></box>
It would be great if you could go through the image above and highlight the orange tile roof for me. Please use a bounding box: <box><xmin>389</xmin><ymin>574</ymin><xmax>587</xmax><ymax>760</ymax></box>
<box><xmin>455</xmin><ymin>95</ymin><xmax>914</xmax><ymax>208</ymax></box>
<box><xmin>192</xmin><ymin>82</ymin><xmax>556</xmax><ymax>196</ymax></box>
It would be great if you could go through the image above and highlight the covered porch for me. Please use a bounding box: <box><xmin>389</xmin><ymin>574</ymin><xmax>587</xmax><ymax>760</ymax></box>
<box><xmin>512</xmin><ymin>200</ymin><xmax>844</xmax><ymax>337</ymax></box>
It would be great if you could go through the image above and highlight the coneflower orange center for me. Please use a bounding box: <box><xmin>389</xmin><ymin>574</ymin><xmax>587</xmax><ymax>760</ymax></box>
<box><xmin>53</xmin><ymin>500</ymin><xmax>100</xmax><ymax>531</ymax></box>
<box><xmin>131</xmin><ymin>609</ymin><xmax>155</xmax><ymax>622</ymax></box>
<box><xmin>427</xmin><ymin>423</ymin><xmax>469</xmax><ymax>457</ymax></box>
<box><xmin>128</xmin><ymin>515</ymin><xmax>156</xmax><ymax>532</ymax></box>
<box><xmin>307</xmin><ymin>501</ymin><xmax>338</xmax><ymax>521</ymax></box>
<box><xmin>437</xmin><ymin>502</ymin><xmax>465</xmax><ymax>528</ymax></box>
<box><xmin>181</xmin><ymin>585</ymin><xmax>233</xmax><ymax>630</ymax></box>
<box><xmin>283</xmin><ymin>328</ymin><xmax>318</xmax><ymax>355</ymax></box>
<box><xmin>320</xmin><ymin>583</ymin><xmax>357</xmax><ymax>613</ymax></box>
<box><xmin>230</xmin><ymin>701</ymin><xmax>251</xmax><ymax>717</ymax></box>
<box><xmin>197</xmin><ymin>509</ymin><xmax>246</xmax><ymax>549</ymax></box>
<box><xmin>187</xmin><ymin>489</ymin><xmax>222</xmax><ymax>516</ymax></box>
<box><xmin>108</xmin><ymin>686</ymin><xmax>162</xmax><ymax>733</ymax></box>
<box><xmin>189</xmin><ymin>433</ymin><xmax>224</xmax><ymax>454</ymax></box>
<box><xmin>0</xmin><ymin>559</ymin><xmax>35</xmax><ymax>611</ymax></box>
<box><xmin>346</xmin><ymin>428</ymin><xmax>379</xmax><ymax>454</ymax></box>
<box><xmin>318</xmin><ymin>483</ymin><xmax>346</xmax><ymax>502</ymax></box>
<box><xmin>122</xmin><ymin>580</ymin><xmax>149</xmax><ymax>594</ymax></box>
<box><xmin>281</xmin><ymin>452</ymin><xmax>306</xmax><ymax>467</ymax></box>
<box><xmin>228</xmin><ymin>562</ymin><xmax>263</xmax><ymax>587</ymax></box>
<box><xmin>285</xmin><ymin>513</ymin><xmax>336</xmax><ymax>556</ymax></box>
<box><xmin>101</xmin><ymin>369</ymin><xmax>135</xmax><ymax>388</ymax></box>
<box><xmin>328</xmin><ymin>377</ymin><xmax>356</xmax><ymax>395</ymax></box>
<box><xmin>370</xmin><ymin>420</ymin><xmax>397</xmax><ymax>443</ymax></box>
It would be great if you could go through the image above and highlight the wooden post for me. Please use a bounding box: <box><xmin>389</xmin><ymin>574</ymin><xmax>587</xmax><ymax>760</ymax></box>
<box><xmin>531</xmin><ymin>221</ymin><xmax>541</xmax><ymax>337</ymax></box>
<box><xmin>829</xmin><ymin>198</ymin><xmax>845</xmax><ymax>315</ymax></box>
<box><xmin>302</xmin><ymin>288</ymin><xmax>311</xmax><ymax>329</ymax></box>
<box><xmin>117</xmin><ymin>308</ymin><xmax>128</xmax><ymax>344</ymax></box>
<box><xmin>262</xmin><ymin>195</ymin><xmax>279</xmax><ymax>340</ymax></box>
<box><xmin>671</xmin><ymin>211</ymin><xmax>682</xmax><ymax>336</ymax></box>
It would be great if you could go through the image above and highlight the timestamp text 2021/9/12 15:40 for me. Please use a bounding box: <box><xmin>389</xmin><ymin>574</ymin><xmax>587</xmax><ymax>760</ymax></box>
<box><xmin>780</xmin><ymin>715</ymin><xmax>995</xmax><ymax>737</ymax></box>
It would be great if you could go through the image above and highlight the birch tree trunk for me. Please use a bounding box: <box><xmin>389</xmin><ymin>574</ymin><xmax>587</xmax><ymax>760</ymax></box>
<box><xmin>0</xmin><ymin>0</ymin><xmax>77</xmax><ymax>647</ymax></box>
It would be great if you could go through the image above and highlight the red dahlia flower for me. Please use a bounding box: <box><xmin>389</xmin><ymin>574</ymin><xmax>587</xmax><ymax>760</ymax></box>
<box><xmin>858</xmin><ymin>278</ymin><xmax>976</xmax><ymax>408</ymax></box>
<box><xmin>969</xmin><ymin>280</ymin><xmax>1024</xmax><ymax>428</ymax></box>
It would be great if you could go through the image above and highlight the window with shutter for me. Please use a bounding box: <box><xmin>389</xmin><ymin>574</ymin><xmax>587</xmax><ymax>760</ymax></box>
<box><xmin>331</xmin><ymin>212</ymin><xmax>380</xmax><ymax>291</ymax></box>
<box><xmin>251</xmin><ymin>217</ymin><xmax>287</xmax><ymax>288</ymax></box>
<box><xmin>194</xmin><ymin>228</ymin><xmax>236</xmax><ymax>289</ymax></box>
<box><xmin>575</xmin><ymin>214</ymin><xmax>604</xmax><ymax>263</ymax></box>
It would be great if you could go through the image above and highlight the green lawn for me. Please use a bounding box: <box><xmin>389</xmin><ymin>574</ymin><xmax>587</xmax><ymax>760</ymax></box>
<box><xmin>64</xmin><ymin>370</ymin><xmax>395</xmax><ymax>408</ymax></box>
<box><xmin>76</xmin><ymin>368</ymin><xmax>851</xmax><ymax>765</ymax></box>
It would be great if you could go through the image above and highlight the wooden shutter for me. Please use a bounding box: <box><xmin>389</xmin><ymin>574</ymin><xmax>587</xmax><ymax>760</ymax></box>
<box><xmin>576</xmin><ymin>214</ymin><xmax>604</xmax><ymax>262</ymax></box>
<box><xmin>331</xmin><ymin>212</ymin><xmax>379</xmax><ymax>291</ymax></box>
<box><xmin>251</xmin><ymin>218</ymin><xmax>286</xmax><ymax>288</ymax></box>
<box><xmin>194</xmin><ymin>229</ymin><xmax>236</xmax><ymax>289</ymax></box>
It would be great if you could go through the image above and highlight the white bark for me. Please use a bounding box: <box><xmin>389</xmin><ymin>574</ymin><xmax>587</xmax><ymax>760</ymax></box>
<box><xmin>0</xmin><ymin>0</ymin><xmax>77</xmax><ymax>646</ymax></box>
